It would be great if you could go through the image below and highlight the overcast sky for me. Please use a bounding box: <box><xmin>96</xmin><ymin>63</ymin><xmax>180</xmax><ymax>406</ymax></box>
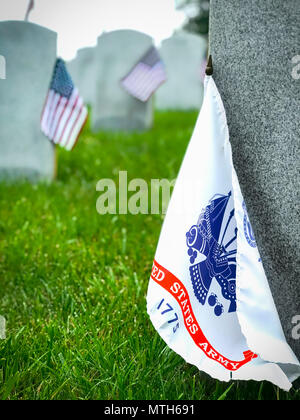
<box><xmin>0</xmin><ymin>0</ymin><xmax>186</xmax><ymax>60</ymax></box>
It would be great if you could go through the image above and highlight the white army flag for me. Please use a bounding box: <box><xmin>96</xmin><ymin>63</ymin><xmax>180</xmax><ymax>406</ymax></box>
<box><xmin>147</xmin><ymin>75</ymin><xmax>300</xmax><ymax>391</ymax></box>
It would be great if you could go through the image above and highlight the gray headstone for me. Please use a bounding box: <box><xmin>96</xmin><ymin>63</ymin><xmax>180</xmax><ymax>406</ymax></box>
<box><xmin>0</xmin><ymin>21</ymin><xmax>56</xmax><ymax>181</ymax></box>
<box><xmin>67</xmin><ymin>46</ymin><xmax>96</xmax><ymax>105</ymax></box>
<box><xmin>92</xmin><ymin>30</ymin><xmax>154</xmax><ymax>132</ymax></box>
<box><xmin>156</xmin><ymin>31</ymin><xmax>207</xmax><ymax>110</ymax></box>
<box><xmin>209</xmin><ymin>0</ymin><xmax>300</xmax><ymax>359</ymax></box>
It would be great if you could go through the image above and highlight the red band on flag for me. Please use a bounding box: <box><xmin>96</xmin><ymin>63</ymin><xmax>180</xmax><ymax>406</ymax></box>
<box><xmin>151</xmin><ymin>259</ymin><xmax>257</xmax><ymax>371</ymax></box>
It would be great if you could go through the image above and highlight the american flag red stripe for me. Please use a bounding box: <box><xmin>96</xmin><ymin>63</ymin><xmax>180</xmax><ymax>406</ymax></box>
<box><xmin>49</xmin><ymin>96</ymin><xmax>63</xmax><ymax>138</ymax></box>
<box><xmin>53</xmin><ymin>89</ymin><xmax>79</xmax><ymax>144</ymax></box>
<box><xmin>46</xmin><ymin>92</ymin><xmax>60</xmax><ymax>134</ymax></box>
<box><xmin>64</xmin><ymin>105</ymin><xmax>88</xmax><ymax>151</ymax></box>
<box><xmin>41</xmin><ymin>59</ymin><xmax>87</xmax><ymax>151</ymax></box>
<box><xmin>41</xmin><ymin>90</ymin><xmax>54</xmax><ymax>134</ymax></box>
<box><xmin>51</xmin><ymin>97</ymin><xmax>68</xmax><ymax>142</ymax></box>
<box><xmin>50</xmin><ymin>96</ymin><xmax>68</xmax><ymax>141</ymax></box>
<box><xmin>59</xmin><ymin>92</ymin><xmax>81</xmax><ymax>147</ymax></box>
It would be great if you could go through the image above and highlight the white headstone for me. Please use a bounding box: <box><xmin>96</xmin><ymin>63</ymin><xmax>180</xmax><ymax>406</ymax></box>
<box><xmin>156</xmin><ymin>31</ymin><xmax>207</xmax><ymax>110</ymax></box>
<box><xmin>92</xmin><ymin>30</ymin><xmax>154</xmax><ymax>132</ymax></box>
<box><xmin>0</xmin><ymin>21</ymin><xmax>56</xmax><ymax>181</ymax></box>
<box><xmin>67</xmin><ymin>46</ymin><xmax>96</xmax><ymax>105</ymax></box>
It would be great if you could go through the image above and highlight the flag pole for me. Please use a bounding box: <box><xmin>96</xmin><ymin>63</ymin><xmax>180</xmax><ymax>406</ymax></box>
<box><xmin>55</xmin><ymin>146</ymin><xmax>58</xmax><ymax>179</ymax></box>
<box><xmin>205</xmin><ymin>55</ymin><xmax>213</xmax><ymax>75</ymax></box>
<box><xmin>24</xmin><ymin>0</ymin><xmax>34</xmax><ymax>22</ymax></box>
<box><xmin>53</xmin><ymin>145</ymin><xmax>58</xmax><ymax>180</ymax></box>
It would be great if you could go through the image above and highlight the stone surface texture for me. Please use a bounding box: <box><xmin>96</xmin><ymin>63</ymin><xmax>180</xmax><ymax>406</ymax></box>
<box><xmin>209</xmin><ymin>0</ymin><xmax>300</xmax><ymax>357</ymax></box>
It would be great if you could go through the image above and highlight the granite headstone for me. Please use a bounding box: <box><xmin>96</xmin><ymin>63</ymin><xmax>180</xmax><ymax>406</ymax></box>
<box><xmin>209</xmin><ymin>0</ymin><xmax>300</xmax><ymax>359</ymax></box>
<box><xmin>0</xmin><ymin>21</ymin><xmax>56</xmax><ymax>181</ymax></box>
<box><xmin>92</xmin><ymin>30</ymin><xmax>154</xmax><ymax>132</ymax></box>
<box><xmin>156</xmin><ymin>31</ymin><xmax>207</xmax><ymax>110</ymax></box>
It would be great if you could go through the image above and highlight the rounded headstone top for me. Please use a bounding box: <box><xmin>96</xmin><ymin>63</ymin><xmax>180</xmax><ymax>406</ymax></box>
<box><xmin>0</xmin><ymin>20</ymin><xmax>57</xmax><ymax>40</ymax></box>
<box><xmin>97</xmin><ymin>29</ymin><xmax>153</xmax><ymax>45</ymax></box>
<box><xmin>77</xmin><ymin>46</ymin><xmax>95</xmax><ymax>57</ymax></box>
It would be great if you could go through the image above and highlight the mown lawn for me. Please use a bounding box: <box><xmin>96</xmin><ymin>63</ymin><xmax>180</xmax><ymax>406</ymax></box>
<box><xmin>0</xmin><ymin>111</ymin><xmax>299</xmax><ymax>400</ymax></box>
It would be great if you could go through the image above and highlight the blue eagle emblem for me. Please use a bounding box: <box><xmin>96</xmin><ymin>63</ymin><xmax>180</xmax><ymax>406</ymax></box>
<box><xmin>186</xmin><ymin>192</ymin><xmax>237</xmax><ymax>317</ymax></box>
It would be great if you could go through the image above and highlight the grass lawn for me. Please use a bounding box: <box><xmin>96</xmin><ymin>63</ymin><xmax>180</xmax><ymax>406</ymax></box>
<box><xmin>0</xmin><ymin>111</ymin><xmax>299</xmax><ymax>400</ymax></box>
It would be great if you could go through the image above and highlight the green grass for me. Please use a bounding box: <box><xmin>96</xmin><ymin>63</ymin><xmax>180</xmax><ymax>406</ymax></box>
<box><xmin>0</xmin><ymin>111</ymin><xmax>299</xmax><ymax>400</ymax></box>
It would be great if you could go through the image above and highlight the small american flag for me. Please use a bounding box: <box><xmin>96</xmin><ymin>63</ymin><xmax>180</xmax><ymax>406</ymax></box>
<box><xmin>121</xmin><ymin>46</ymin><xmax>167</xmax><ymax>102</ymax></box>
<box><xmin>41</xmin><ymin>58</ymin><xmax>88</xmax><ymax>151</ymax></box>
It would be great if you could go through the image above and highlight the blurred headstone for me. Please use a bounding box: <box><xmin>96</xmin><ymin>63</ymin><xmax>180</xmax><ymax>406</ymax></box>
<box><xmin>67</xmin><ymin>46</ymin><xmax>96</xmax><ymax>105</ymax></box>
<box><xmin>156</xmin><ymin>31</ymin><xmax>207</xmax><ymax>110</ymax></box>
<box><xmin>92</xmin><ymin>30</ymin><xmax>154</xmax><ymax>132</ymax></box>
<box><xmin>0</xmin><ymin>21</ymin><xmax>56</xmax><ymax>181</ymax></box>
<box><xmin>210</xmin><ymin>0</ymin><xmax>300</xmax><ymax>359</ymax></box>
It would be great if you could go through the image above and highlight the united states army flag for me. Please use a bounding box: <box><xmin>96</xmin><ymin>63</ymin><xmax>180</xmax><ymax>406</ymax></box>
<box><xmin>147</xmin><ymin>75</ymin><xmax>300</xmax><ymax>391</ymax></box>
